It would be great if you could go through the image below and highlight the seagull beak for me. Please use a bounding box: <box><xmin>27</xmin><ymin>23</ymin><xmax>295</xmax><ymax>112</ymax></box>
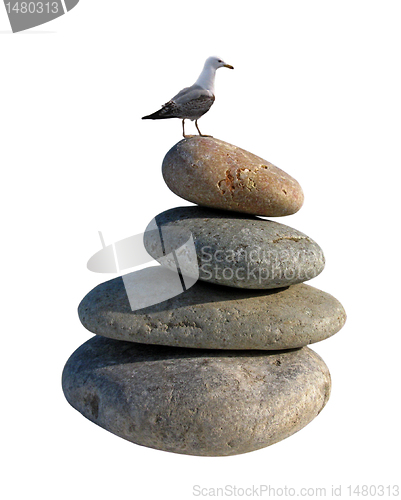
<box><xmin>224</xmin><ymin>64</ymin><xmax>234</xmax><ymax>69</ymax></box>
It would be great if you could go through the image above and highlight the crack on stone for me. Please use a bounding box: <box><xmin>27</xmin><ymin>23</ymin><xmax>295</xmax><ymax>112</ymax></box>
<box><xmin>84</xmin><ymin>393</ymin><xmax>99</xmax><ymax>420</ymax></box>
<box><xmin>217</xmin><ymin>169</ymin><xmax>235</xmax><ymax>195</ymax></box>
<box><xmin>272</xmin><ymin>236</ymin><xmax>307</xmax><ymax>244</ymax></box>
<box><xmin>217</xmin><ymin>167</ymin><xmax>258</xmax><ymax>195</ymax></box>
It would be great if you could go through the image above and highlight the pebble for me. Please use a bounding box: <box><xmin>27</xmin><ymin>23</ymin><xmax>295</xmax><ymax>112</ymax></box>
<box><xmin>162</xmin><ymin>136</ymin><xmax>304</xmax><ymax>217</ymax></box>
<box><xmin>78</xmin><ymin>273</ymin><xmax>346</xmax><ymax>350</ymax></box>
<box><xmin>144</xmin><ymin>206</ymin><xmax>325</xmax><ymax>289</ymax></box>
<box><xmin>62</xmin><ymin>336</ymin><xmax>331</xmax><ymax>457</ymax></box>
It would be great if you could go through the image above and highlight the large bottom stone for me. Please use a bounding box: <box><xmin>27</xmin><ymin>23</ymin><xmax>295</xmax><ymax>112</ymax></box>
<box><xmin>62</xmin><ymin>337</ymin><xmax>331</xmax><ymax>456</ymax></box>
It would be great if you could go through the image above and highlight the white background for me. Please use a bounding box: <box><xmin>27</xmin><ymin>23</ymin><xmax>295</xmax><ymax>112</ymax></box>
<box><xmin>1</xmin><ymin>1</ymin><xmax>400</xmax><ymax>498</ymax></box>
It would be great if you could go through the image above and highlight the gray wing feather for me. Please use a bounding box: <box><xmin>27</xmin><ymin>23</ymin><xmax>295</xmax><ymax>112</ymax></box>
<box><xmin>171</xmin><ymin>84</ymin><xmax>212</xmax><ymax>105</ymax></box>
<box><xmin>145</xmin><ymin>84</ymin><xmax>214</xmax><ymax>120</ymax></box>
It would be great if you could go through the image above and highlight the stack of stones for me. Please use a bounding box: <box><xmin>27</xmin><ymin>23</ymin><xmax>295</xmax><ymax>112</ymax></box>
<box><xmin>62</xmin><ymin>137</ymin><xmax>346</xmax><ymax>457</ymax></box>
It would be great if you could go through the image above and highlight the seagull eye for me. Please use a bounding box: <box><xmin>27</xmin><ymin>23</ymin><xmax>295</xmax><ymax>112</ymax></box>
<box><xmin>218</xmin><ymin>59</ymin><xmax>222</xmax><ymax>63</ymax></box>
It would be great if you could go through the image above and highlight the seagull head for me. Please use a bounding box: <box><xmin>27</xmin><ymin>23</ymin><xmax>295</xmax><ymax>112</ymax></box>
<box><xmin>206</xmin><ymin>56</ymin><xmax>234</xmax><ymax>70</ymax></box>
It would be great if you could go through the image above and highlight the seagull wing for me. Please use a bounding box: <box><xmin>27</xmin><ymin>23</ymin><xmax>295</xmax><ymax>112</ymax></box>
<box><xmin>171</xmin><ymin>85</ymin><xmax>213</xmax><ymax>105</ymax></box>
<box><xmin>142</xmin><ymin>85</ymin><xmax>214</xmax><ymax>120</ymax></box>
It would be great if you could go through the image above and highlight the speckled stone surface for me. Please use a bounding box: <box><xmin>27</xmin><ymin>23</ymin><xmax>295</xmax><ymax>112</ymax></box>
<box><xmin>162</xmin><ymin>136</ymin><xmax>304</xmax><ymax>217</ymax></box>
<box><xmin>62</xmin><ymin>337</ymin><xmax>331</xmax><ymax>456</ymax></box>
<box><xmin>78</xmin><ymin>275</ymin><xmax>346</xmax><ymax>350</ymax></box>
<box><xmin>144</xmin><ymin>206</ymin><xmax>325</xmax><ymax>289</ymax></box>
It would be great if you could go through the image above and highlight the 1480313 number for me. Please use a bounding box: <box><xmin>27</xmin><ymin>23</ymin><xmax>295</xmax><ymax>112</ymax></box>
<box><xmin>5</xmin><ymin>2</ymin><xmax>60</xmax><ymax>14</ymax></box>
<box><xmin>347</xmin><ymin>485</ymin><xmax>400</xmax><ymax>496</ymax></box>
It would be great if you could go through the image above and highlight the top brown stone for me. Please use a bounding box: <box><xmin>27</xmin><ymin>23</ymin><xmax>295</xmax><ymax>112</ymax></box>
<box><xmin>162</xmin><ymin>137</ymin><xmax>304</xmax><ymax>217</ymax></box>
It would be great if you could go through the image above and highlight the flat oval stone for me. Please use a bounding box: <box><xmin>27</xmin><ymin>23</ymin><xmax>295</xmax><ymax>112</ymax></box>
<box><xmin>62</xmin><ymin>337</ymin><xmax>331</xmax><ymax>456</ymax></box>
<box><xmin>162</xmin><ymin>137</ymin><xmax>304</xmax><ymax>217</ymax></box>
<box><xmin>144</xmin><ymin>206</ymin><xmax>325</xmax><ymax>289</ymax></box>
<box><xmin>78</xmin><ymin>272</ymin><xmax>346</xmax><ymax>350</ymax></box>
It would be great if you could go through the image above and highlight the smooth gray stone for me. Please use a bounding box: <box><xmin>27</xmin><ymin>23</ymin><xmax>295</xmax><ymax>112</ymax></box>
<box><xmin>144</xmin><ymin>206</ymin><xmax>325</xmax><ymax>289</ymax></box>
<box><xmin>62</xmin><ymin>337</ymin><xmax>331</xmax><ymax>456</ymax></box>
<box><xmin>78</xmin><ymin>273</ymin><xmax>346</xmax><ymax>350</ymax></box>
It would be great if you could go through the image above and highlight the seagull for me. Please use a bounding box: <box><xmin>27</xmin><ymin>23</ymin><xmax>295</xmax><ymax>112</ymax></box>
<box><xmin>142</xmin><ymin>56</ymin><xmax>234</xmax><ymax>138</ymax></box>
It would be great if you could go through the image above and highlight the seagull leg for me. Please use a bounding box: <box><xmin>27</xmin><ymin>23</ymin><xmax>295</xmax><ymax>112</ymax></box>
<box><xmin>195</xmin><ymin>120</ymin><xmax>202</xmax><ymax>136</ymax></box>
<box><xmin>195</xmin><ymin>120</ymin><xmax>212</xmax><ymax>138</ymax></box>
<box><xmin>182</xmin><ymin>119</ymin><xmax>187</xmax><ymax>138</ymax></box>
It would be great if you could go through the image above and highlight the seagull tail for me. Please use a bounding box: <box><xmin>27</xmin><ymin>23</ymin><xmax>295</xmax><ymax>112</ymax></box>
<box><xmin>142</xmin><ymin>109</ymin><xmax>172</xmax><ymax>120</ymax></box>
